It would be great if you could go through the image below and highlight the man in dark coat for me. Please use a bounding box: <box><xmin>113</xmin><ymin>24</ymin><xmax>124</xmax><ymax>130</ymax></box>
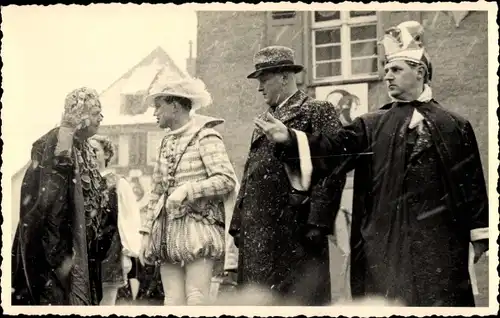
<box><xmin>255</xmin><ymin>21</ymin><xmax>489</xmax><ymax>307</ymax></box>
<box><xmin>229</xmin><ymin>46</ymin><xmax>346</xmax><ymax>305</ymax></box>
<box><xmin>11</xmin><ymin>87</ymin><xmax>106</xmax><ymax>305</ymax></box>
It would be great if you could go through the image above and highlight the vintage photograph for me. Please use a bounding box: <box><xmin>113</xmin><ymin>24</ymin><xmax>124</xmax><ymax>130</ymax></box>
<box><xmin>1</xmin><ymin>3</ymin><xmax>497</xmax><ymax>316</ymax></box>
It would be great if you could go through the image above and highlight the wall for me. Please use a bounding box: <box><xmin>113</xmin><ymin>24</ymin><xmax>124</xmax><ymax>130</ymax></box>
<box><xmin>422</xmin><ymin>11</ymin><xmax>489</xmax><ymax>182</ymax></box>
<box><xmin>196</xmin><ymin>11</ymin><xmax>268</xmax><ymax>179</ymax></box>
<box><xmin>196</xmin><ymin>10</ymin><xmax>489</xmax><ymax>182</ymax></box>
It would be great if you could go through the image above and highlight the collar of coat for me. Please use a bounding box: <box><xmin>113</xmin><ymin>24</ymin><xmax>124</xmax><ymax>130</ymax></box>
<box><xmin>165</xmin><ymin>113</ymin><xmax>224</xmax><ymax>138</ymax></box>
<box><xmin>252</xmin><ymin>90</ymin><xmax>309</xmax><ymax>144</ymax></box>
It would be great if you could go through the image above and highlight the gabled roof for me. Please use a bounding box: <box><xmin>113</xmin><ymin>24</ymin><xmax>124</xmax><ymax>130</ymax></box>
<box><xmin>99</xmin><ymin>46</ymin><xmax>187</xmax><ymax>96</ymax></box>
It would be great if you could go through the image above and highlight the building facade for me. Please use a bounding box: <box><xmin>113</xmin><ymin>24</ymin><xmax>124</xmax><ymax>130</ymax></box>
<box><xmin>195</xmin><ymin>10</ymin><xmax>489</xmax><ymax>300</ymax></box>
<box><xmin>196</xmin><ymin>9</ymin><xmax>489</xmax><ymax>201</ymax></box>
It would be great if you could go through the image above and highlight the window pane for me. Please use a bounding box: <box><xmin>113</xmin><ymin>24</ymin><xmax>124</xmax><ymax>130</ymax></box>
<box><xmin>315</xmin><ymin>45</ymin><xmax>341</xmax><ymax>61</ymax></box>
<box><xmin>350</xmin><ymin>24</ymin><xmax>377</xmax><ymax>41</ymax></box>
<box><xmin>272</xmin><ymin>11</ymin><xmax>296</xmax><ymax>20</ymax></box>
<box><xmin>350</xmin><ymin>11</ymin><xmax>376</xmax><ymax>18</ymax></box>
<box><xmin>122</xmin><ymin>93</ymin><xmax>147</xmax><ymax>115</ymax></box>
<box><xmin>351</xmin><ymin>58</ymin><xmax>378</xmax><ymax>75</ymax></box>
<box><xmin>351</xmin><ymin>41</ymin><xmax>378</xmax><ymax>58</ymax></box>
<box><xmin>314</xmin><ymin>11</ymin><xmax>340</xmax><ymax>22</ymax></box>
<box><xmin>314</xmin><ymin>29</ymin><xmax>341</xmax><ymax>45</ymax></box>
<box><xmin>315</xmin><ymin>62</ymin><xmax>342</xmax><ymax>78</ymax></box>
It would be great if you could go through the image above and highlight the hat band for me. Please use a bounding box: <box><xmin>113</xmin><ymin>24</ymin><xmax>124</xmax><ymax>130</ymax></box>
<box><xmin>254</xmin><ymin>59</ymin><xmax>295</xmax><ymax>70</ymax></box>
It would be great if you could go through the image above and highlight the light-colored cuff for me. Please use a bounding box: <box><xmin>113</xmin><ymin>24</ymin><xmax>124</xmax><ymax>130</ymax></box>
<box><xmin>283</xmin><ymin>129</ymin><xmax>312</xmax><ymax>191</ymax></box>
<box><xmin>470</xmin><ymin>227</ymin><xmax>488</xmax><ymax>241</ymax></box>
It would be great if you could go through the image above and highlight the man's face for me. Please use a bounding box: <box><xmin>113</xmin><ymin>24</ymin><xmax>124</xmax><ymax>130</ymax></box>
<box><xmin>257</xmin><ymin>72</ymin><xmax>285</xmax><ymax>107</ymax></box>
<box><xmin>153</xmin><ymin>97</ymin><xmax>176</xmax><ymax>129</ymax></box>
<box><xmin>79</xmin><ymin>105</ymin><xmax>103</xmax><ymax>138</ymax></box>
<box><xmin>384</xmin><ymin>60</ymin><xmax>421</xmax><ymax>100</ymax></box>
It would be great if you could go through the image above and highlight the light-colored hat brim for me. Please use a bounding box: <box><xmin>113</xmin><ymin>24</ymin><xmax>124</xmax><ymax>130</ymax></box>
<box><xmin>145</xmin><ymin>91</ymin><xmax>197</xmax><ymax>106</ymax></box>
<box><xmin>145</xmin><ymin>91</ymin><xmax>210</xmax><ymax>110</ymax></box>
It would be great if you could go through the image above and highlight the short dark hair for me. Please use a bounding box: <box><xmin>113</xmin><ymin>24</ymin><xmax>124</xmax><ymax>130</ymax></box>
<box><xmin>91</xmin><ymin>134</ymin><xmax>115</xmax><ymax>167</ymax></box>
<box><xmin>162</xmin><ymin>95</ymin><xmax>192</xmax><ymax>111</ymax></box>
<box><xmin>405</xmin><ymin>60</ymin><xmax>430</xmax><ymax>84</ymax></box>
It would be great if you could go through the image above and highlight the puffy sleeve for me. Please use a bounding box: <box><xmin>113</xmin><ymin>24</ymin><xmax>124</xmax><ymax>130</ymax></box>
<box><xmin>116</xmin><ymin>177</ymin><xmax>143</xmax><ymax>257</ymax></box>
<box><xmin>184</xmin><ymin>129</ymin><xmax>237</xmax><ymax>201</ymax></box>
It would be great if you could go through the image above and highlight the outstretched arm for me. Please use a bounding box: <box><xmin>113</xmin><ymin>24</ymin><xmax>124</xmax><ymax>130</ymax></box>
<box><xmin>272</xmin><ymin>116</ymin><xmax>370</xmax><ymax>184</ymax></box>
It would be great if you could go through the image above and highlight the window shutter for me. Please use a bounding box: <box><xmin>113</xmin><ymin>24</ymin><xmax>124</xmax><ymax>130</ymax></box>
<box><xmin>266</xmin><ymin>11</ymin><xmax>305</xmax><ymax>85</ymax></box>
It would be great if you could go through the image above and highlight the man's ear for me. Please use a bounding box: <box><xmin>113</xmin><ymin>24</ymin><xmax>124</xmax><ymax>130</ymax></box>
<box><xmin>416</xmin><ymin>65</ymin><xmax>426</xmax><ymax>81</ymax></box>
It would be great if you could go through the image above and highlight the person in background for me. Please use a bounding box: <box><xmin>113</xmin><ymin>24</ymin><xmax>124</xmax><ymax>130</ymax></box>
<box><xmin>139</xmin><ymin>77</ymin><xmax>239</xmax><ymax>306</ymax></box>
<box><xmin>88</xmin><ymin>135</ymin><xmax>142</xmax><ymax>305</ymax></box>
<box><xmin>255</xmin><ymin>21</ymin><xmax>489</xmax><ymax>306</ymax></box>
<box><xmin>11</xmin><ymin>87</ymin><xmax>105</xmax><ymax>305</ymax></box>
<box><xmin>229</xmin><ymin>46</ymin><xmax>346</xmax><ymax>306</ymax></box>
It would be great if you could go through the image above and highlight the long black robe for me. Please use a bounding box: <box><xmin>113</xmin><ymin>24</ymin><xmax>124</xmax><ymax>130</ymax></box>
<box><xmin>230</xmin><ymin>90</ymin><xmax>346</xmax><ymax>305</ymax></box>
<box><xmin>11</xmin><ymin>128</ymin><xmax>93</xmax><ymax>305</ymax></box>
<box><xmin>278</xmin><ymin>100</ymin><xmax>489</xmax><ymax>306</ymax></box>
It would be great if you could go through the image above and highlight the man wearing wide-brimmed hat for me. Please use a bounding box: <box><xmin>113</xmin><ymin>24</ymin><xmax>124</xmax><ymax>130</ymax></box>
<box><xmin>139</xmin><ymin>77</ymin><xmax>239</xmax><ymax>305</ymax></box>
<box><xmin>256</xmin><ymin>21</ymin><xmax>489</xmax><ymax>306</ymax></box>
<box><xmin>229</xmin><ymin>46</ymin><xmax>346</xmax><ymax>305</ymax></box>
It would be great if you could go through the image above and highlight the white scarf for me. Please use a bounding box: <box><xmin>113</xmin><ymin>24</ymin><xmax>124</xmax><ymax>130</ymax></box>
<box><xmin>390</xmin><ymin>84</ymin><xmax>433</xmax><ymax>132</ymax></box>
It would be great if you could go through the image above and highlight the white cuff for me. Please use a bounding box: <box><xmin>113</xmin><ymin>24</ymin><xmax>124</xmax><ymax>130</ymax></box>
<box><xmin>283</xmin><ymin>129</ymin><xmax>312</xmax><ymax>191</ymax></box>
<box><xmin>470</xmin><ymin>227</ymin><xmax>488</xmax><ymax>241</ymax></box>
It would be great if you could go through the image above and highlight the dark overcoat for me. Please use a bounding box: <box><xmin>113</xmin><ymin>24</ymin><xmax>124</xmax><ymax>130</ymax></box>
<box><xmin>281</xmin><ymin>99</ymin><xmax>489</xmax><ymax>306</ymax></box>
<box><xmin>11</xmin><ymin>128</ymin><xmax>93</xmax><ymax>305</ymax></box>
<box><xmin>229</xmin><ymin>90</ymin><xmax>346</xmax><ymax>305</ymax></box>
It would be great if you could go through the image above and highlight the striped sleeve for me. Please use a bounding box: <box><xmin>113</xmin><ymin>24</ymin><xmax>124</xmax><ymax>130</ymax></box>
<box><xmin>185</xmin><ymin>132</ymin><xmax>237</xmax><ymax>201</ymax></box>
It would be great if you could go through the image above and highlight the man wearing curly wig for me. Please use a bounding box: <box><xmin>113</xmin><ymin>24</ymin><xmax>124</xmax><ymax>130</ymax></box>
<box><xmin>11</xmin><ymin>87</ymin><xmax>109</xmax><ymax>305</ymax></box>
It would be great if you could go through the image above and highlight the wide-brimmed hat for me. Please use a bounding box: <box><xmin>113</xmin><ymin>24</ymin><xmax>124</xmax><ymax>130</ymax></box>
<box><xmin>247</xmin><ymin>46</ymin><xmax>304</xmax><ymax>79</ymax></box>
<box><xmin>145</xmin><ymin>77</ymin><xmax>213</xmax><ymax>111</ymax></box>
<box><xmin>379</xmin><ymin>20</ymin><xmax>433</xmax><ymax>81</ymax></box>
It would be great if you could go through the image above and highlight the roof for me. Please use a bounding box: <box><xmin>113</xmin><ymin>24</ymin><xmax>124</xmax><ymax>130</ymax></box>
<box><xmin>99</xmin><ymin>46</ymin><xmax>188</xmax><ymax>96</ymax></box>
<box><xmin>99</xmin><ymin>46</ymin><xmax>189</xmax><ymax>126</ymax></box>
<box><xmin>12</xmin><ymin>47</ymin><xmax>186</xmax><ymax>178</ymax></box>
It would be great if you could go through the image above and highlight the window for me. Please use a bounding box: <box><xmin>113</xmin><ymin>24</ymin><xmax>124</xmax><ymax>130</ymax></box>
<box><xmin>121</xmin><ymin>93</ymin><xmax>148</xmax><ymax>116</ymax></box>
<box><xmin>312</xmin><ymin>11</ymin><xmax>379</xmax><ymax>82</ymax></box>
<box><xmin>271</xmin><ymin>11</ymin><xmax>296</xmax><ymax>20</ymax></box>
<box><xmin>129</xmin><ymin>132</ymin><xmax>148</xmax><ymax>167</ymax></box>
<box><xmin>269</xmin><ymin>11</ymin><xmax>298</xmax><ymax>26</ymax></box>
